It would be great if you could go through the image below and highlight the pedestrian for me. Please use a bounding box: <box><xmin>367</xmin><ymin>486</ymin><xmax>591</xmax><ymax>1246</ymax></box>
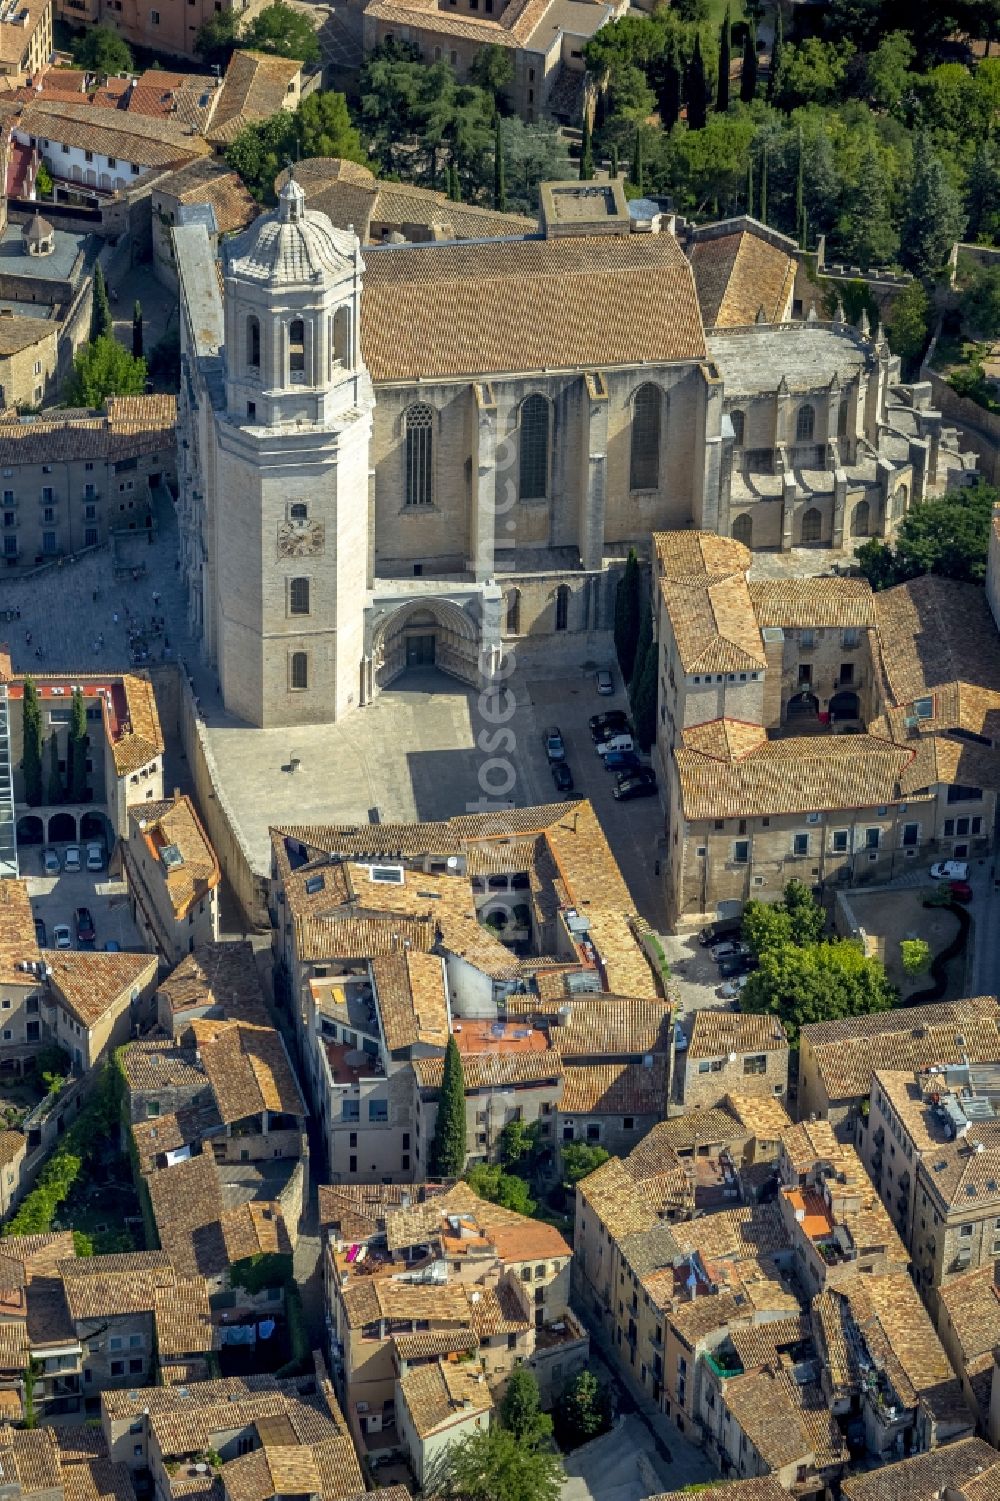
<box><xmin>113</xmin><ymin>612</ymin><xmax>119</xmax><ymax>625</ymax></box>
<box><xmin>153</xmin><ymin>590</ymin><xmax>160</xmax><ymax>607</ymax></box>
<box><xmin>92</xmin><ymin>590</ymin><xmax>98</xmax><ymax>603</ymax></box>
<box><xmin>25</xmin><ymin>631</ymin><xmax>31</xmax><ymax>645</ymax></box>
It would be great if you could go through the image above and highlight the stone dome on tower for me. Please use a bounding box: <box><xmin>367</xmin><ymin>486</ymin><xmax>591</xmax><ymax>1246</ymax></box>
<box><xmin>224</xmin><ymin>174</ymin><xmax>357</xmax><ymax>286</ymax></box>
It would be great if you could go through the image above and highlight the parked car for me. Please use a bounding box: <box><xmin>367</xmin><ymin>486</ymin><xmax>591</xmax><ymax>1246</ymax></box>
<box><xmin>699</xmin><ymin>916</ymin><xmax>742</xmax><ymax>947</ymax></box>
<box><xmin>42</xmin><ymin>847</ymin><xmax>60</xmax><ymax>875</ymax></box>
<box><xmin>86</xmin><ymin>842</ymin><xmax>104</xmax><ymax>872</ymax></box>
<box><xmin>711</xmin><ymin>939</ymin><xmax>751</xmax><ymax>962</ymax></box>
<box><xmin>63</xmin><ymin>845</ymin><xmax>81</xmax><ymax>872</ymax></box>
<box><xmin>718</xmin><ymin>953</ymin><xmax>756</xmax><ymax>979</ymax></box>
<box><xmin>718</xmin><ymin>975</ymin><xmax>749</xmax><ymax>1001</ymax></box>
<box><xmin>614</xmin><ymin>768</ymin><xmax>657</xmax><ymax>801</ymax></box>
<box><xmin>595</xmin><ymin>668</ymin><xmax>615</xmax><ymax>696</ymax></box>
<box><xmin>74</xmin><ymin>907</ymin><xmax>95</xmax><ymax>944</ymax></box>
<box><xmin>949</xmin><ymin>880</ymin><xmax>973</xmax><ymax>903</ymax></box>
<box><xmin>589</xmin><ymin>709</ymin><xmax>629</xmax><ymax>740</ymax></box>
<box><xmin>931</xmin><ymin>860</ymin><xmax>969</xmax><ymax>881</ymax></box>
<box><xmin>593</xmin><ymin>720</ymin><xmax>633</xmax><ymax>745</ymax></box>
<box><xmin>52</xmin><ymin>924</ymin><xmax>72</xmax><ymax>950</ymax></box>
<box><xmin>33</xmin><ymin>917</ymin><xmax>46</xmax><ymax>947</ymax></box>
<box><xmin>551</xmin><ymin>760</ymin><xmax>574</xmax><ymax>793</ymax></box>
<box><xmin>597</xmin><ymin>733</ymin><xmax>635</xmax><ymax>757</ymax></box>
<box><xmin>603</xmin><ymin>749</ymin><xmax>641</xmax><ymax>775</ymax></box>
<box><xmin>543</xmin><ymin>726</ymin><xmax>566</xmax><ymax>762</ymax></box>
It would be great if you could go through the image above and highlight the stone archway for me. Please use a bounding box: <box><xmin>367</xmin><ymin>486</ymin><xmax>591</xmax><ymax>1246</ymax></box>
<box><xmin>787</xmin><ymin>690</ymin><xmax>819</xmax><ymax>718</ymax></box>
<box><xmin>47</xmin><ymin>811</ymin><xmax>77</xmax><ymax>843</ymax></box>
<box><xmin>371</xmin><ymin>598</ymin><xmax>481</xmax><ymax>694</ymax></box>
<box><xmin>16</xmin><ymin>815</ymin><xmax>43</xmax><ymax>845</ymax></box>
<box><xmin>829</xmin><ymin>690</ymin><xmax>860</xmax><ymax>720</ymax></box>
<box><xmin>80</xmin><ymin>810</ymin><xmax>114</xmax><ymax>847</ymax></box>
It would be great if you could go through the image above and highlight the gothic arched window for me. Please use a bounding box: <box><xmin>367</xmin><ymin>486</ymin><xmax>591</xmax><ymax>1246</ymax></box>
<box><xmin>730</xmin><ymin>409</ymin><xmax>745</xmax><ymax>446</ymax></box>
<box><xmin>289</xmin><ymin>319</ymin><xmax>305</xmax><ymax>378</ymax></box>
<box><xmin>404</xmin><ymin>404</ymin><xmax>434</xmax><ymax>508</ymax></box>
<box><xmin>630</xmin><ymin>384</ymin><xmax>662</xmax><ymax>491</ymax></box>
<box><xmin>247</xmin><ymin>316</ymin><xmax>260</xmax><ymax>370</ymax></box>
<box><xmin>851</xmin><ymin>500</ymin><xmax>870</xmax><ymax>538</ymax></box>
<box><xmin>801</xmin><ymin>507</ymin><xmax>822</xmax><ymax>544</ymax></box>
<box><xmin>733</xmin><ymin>513</ymin><xmax>752</xmax><ymax>547</ymax></box>
<box><xmin>519</xmin><ymin>395</ymin><xmax>550</xmax><ymax>501</ymax></box>
<box><xmin>796</xmin><ymin>403</ymin><xmax>815</xmax><ymax>442</ymax></box>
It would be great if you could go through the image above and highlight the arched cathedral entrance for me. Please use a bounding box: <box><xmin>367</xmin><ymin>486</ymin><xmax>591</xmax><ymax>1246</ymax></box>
<box><xmin>370</xmin><ymin>599</ymin><xmax>481</xmax><ymax>695</ymax></box>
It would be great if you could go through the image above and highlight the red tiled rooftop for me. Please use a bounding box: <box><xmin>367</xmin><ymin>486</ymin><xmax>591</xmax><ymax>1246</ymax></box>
<box><xmin>452</xmin><ymin>1019</ymin><xmax>550</xmax><ymax>1056</ymax></box>
<box><xmin>325</xmin><ymin>1040</ymin><xmax>379</xmax><ymax>1085</ymax></box>
<box><xmin>784</xmin><ymin>1187</ymin><xmax>833</xmax><ymax>1239</ymax></box>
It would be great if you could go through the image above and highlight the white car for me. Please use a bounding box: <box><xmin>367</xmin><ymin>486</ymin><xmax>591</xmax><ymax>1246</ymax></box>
<box><xmin>42</xmin><ymin>848</ymin><xmax>60</xmax><ymax>875</ymax></box>
<box><xmin>595</xmin><ymin>669</ymin><xmax>614</xmax><ymax>696</ymax></box>
<box><xmin>718</xmin><ymin>975</ymin><xmax>749</xmax><ymax>1001</ymax></box>
<box><xmin>930</xmin><ymin>860</ymin><xmax>969</xmax><ymax>882</ymax></box>
<box><xmin>86</xmin><ymin>843</ymin><xmax>104</xmax><ymax>872</ymax></box>
<box><xmin>63</xmin><ymin>845</ymin><xmax>81</xmax><ymax>872</ymax></box>
<box><xmin>52</xmin><ymin>924</ymin><xmax>72</xmax><ymax>950</ymax></box>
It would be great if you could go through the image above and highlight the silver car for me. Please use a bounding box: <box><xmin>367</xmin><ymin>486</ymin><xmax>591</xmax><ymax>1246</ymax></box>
<box><xmin>595</xmin><ymin>669</ymin><xmax>614</xmax><ymax>695</ymax></box>
<box><xmin>86</xmin><ymin>842</ymin><xmax>104</xmax><ymax>872</ymax></box>
<box><xmin>63</xmin><ymin>845</ymin><xmax>82</xmax><ymax>872</ymax></box>
<box><xmin>42</xmin><ymin>847</ymin><xmax>60</xmax><ymax>875</ymax></box>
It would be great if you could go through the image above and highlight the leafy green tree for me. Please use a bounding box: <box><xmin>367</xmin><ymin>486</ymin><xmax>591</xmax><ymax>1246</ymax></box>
<box><xmin>494</xmin><ymin>116</ymin><xmax>507</xmax><ymax>208</ymax></box>
<box><xmin>864</xmin><ymin>30</ymin><xmax>914</xmax><ymax>111</ymax></box>
<box><xmin>71</xmin><ymin>25</ymin><xmax>132</xmax><ymax>75</ymax></box>
<box><xmin>742</xmin><ymin>900</ymin><xmax>793</xmax><ymax>957</ymax></box>
<box><xmin>686</xmin><ymin>32</ymin><xmax>708</xmax><ymax>128</ymax></box>
<box><xmin>90</xmin><ymin>264</ymin><xmax>112</xmax><ymax>344</ymax></box>
<box><xmin>431</xmin><ymin>1427</ymin><xmax>563</xmax><ymax>1501</ymax></box>
<box><xmin>580</xmin><ymin>113</ymin><xmax>595</xmax><ymax>179</ymax></box>
<box><xmin>555</xmin><ymin>1369</ymin><xmax>612</xmax><ymax>1448</ymax></box>
<box><xmin>297</xmin><ymin>91</ymin><xmax>366</xmax><ymax>160</ymax></box>
<box><xmin>562</xmin><ymin>1141</ymin><xmax>609</xmax><ymax>1182</ymax></box>
<box><xmin>657</xmin><ymin>33</ymin><xmax>683</xmax><ymax>129</ymax></box>
<box><xmin>227</xmin><ymin>94</ymin><xmax>365</xmax><ymax>201</ymax></box>
<box><xmin>716</xmin><ymin>5</ymin><xmax>730</xmax><ymax>112</ymax></box>
<box><xmin>614</xmin><ymin>548</ymin><xmax>641</xmax><ymax>681</ymax></box>
<box><xmin>242</xmin><ymin>1</ymin><xmax>319</xmax><ymax>63</ymax></box>
<box><xmin>901</xmin><ymin>938</ymin><xmax>932</xmax><ymax>976</ymax></box>
<box><xmin>68</xmin><ymin>688</ymin><xmax>89</xmax><ymax>804</ymax></box>
<box><xmin>35</xmin><ymin>160</ymin><xmax>53</xmax><ymax>198</ymax></box>
<box><xmin>784</xmin><ymin>879</ymin><xmax>826</xmax><ymax>944</ymax></box>
<box><xmin>499</xmin><ymin>1118</ymin><xmax>540</xmax><ymax>1169</ymax></box>
<box><xmin>610</xmin><ymin>143</ymin><xmax>619</xmax><ymax>177</ymax></box>
<box><xmin>465</xmin><ymin>1161</ymin><xmax>535</xmax><ymax>1214</ymax></box>
<box><xmin>46</xmin><ymin>733</ymin><xmax>61</xmax><ymax>808</ymax></box>
<box><xmin>430</xmin><ymin>1035</ymin><xmax>466</xmax><ymax>1178</ymax></box>
<box><xmin>856</xmin><ymin>482</ymin><xmax>997</xmax><ymax>587</ymax></box>
<box><xmin>632</xmin><ymin>122</ymin><xmax>646</xmax><ymax>192</ymax></box>
<box><xmin>775</xmin><ymin>38</ymin><xmax>850</xmax><ymax>107</ymax></box>
<box><xmin>902</xmin><ymin>149</ymin><xmax>967</xmax><ymax>277</ymax></box>
<box><xmin>740</xmin><ymin>938</ymin><xmax>895</xmax><ymax>1042</ymax></box>
<box><xmin>21</xmin><ymin>679</ymin><xmax>42</xmax><ymax>808</ymax></box>
<box><xmin>740</xmin><ymin>21</ymin><xmax>757</xmax><ymax>103</ymax></box>
<box><xmin>885</xmin><ymin>278</ymin><xmax>930</xmax><ymax>374</ymax></box>
<box><xmin>495</xmin><ymin>119</ymin><xmax>570</xmax><ymax>212</ymax></box>
<box><xmin>65</xmin><ymin>337</ymin><xmax>146</xmax><ymax>408</ymax></box>
<box><xmin>469</xmin><ymin>43</ymin><xmax>514</xmax><ymax>111</ymax></box>
<box><xmin>132</xmin><ymin>301</ymin><xmax>142</xmax><ymax>362</ymax></box>
<box><xmin>194</xmin><ymin>9</ymin><xmax>239</xmax><ymax>67</ymax></box>
<box><xmin>499</xmin><ymin>1368</ymin><xmax>552</xmax><ymax>1445</ymax></box>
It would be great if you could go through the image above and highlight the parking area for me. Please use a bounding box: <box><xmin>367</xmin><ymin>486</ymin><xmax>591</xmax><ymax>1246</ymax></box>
<box><xmin>20</xmin><ymin>842</ymin><xmax>144</xmax><ymax>953</ymax></box>
<box><xmin>663</xmin><ymin>929</ymin><xmax>741</xmax><ymax>1013</ymax></box>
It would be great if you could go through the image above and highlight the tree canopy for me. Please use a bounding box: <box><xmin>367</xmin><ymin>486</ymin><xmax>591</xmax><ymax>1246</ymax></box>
<box><xmin>65</xmin><ymin>338</ymin><xmax>147</xmax><ymax>408</ymax></box>
<box><xmin>430</xmin><ymin>1035</ymin><xmax>466</xmax><ymax>1179</ymax></box>
<box><xmin>429</xmin><ymin>1427</ymin><xmax>563</xmax><ymax>1501</ymax></box>
<box><xmin>242</xmin><ymin>1</ymin><xmax>320</xmax><ymax>64</ymax></box>
<box><xmin>855</xmin><ymin>482</ymin><xmax>998</xmax><ymax>588</ymax></box>
<box><xmin>226</xmin><ymin>92</ymin><xmax>366</xmax><ymax>201</ymax></box>
<box><xmin>498</xmin><ymin>1368</ymin><xmax>552</xmax><ymax>1446</ymax></box>
<box><xmin>71</xmin><ymin>25</ymin><xmax>133</xmax><ymax>75</ymax></box>
<box><xmin>740</xmin><ymin>938</ymin><xmax>896</xmax><ymax>1041</ymax></box>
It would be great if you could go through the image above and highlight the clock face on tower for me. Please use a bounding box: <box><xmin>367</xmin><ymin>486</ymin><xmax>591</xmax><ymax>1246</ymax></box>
<box><xmin>277</xmin><ymin>518</ymin><xmax>326</xmax><ymax>558</ymax></box>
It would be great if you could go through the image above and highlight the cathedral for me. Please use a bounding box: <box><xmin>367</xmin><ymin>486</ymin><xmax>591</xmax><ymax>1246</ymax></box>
<box><xmin>175</xmin><ymin>173</ymin><xmax>970</xmax><ymax>729</ymax></box>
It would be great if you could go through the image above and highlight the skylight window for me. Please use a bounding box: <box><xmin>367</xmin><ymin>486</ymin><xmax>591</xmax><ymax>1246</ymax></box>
<box><xmin>370</xmin><ymin>865</ymin><xmax>404</xmax><ymax>885</ymax></box>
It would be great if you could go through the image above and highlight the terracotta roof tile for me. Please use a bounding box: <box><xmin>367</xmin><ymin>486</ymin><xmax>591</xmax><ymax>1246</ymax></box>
<box><xmin>689</xmin><ymin>228</ymin><xmax>796</xmax><ymax>329</ymax></box>
<box><xmin>688</xmin><ymin>1011</ymin><xmax>788</xmax><ymax>1060</ymax></box>
<box><xmin>397</xmin><ymin>1359</ymin><xmax>492</xmax><ymax>1439</ymax></box>
<box><xmin>48</xmin><ymin>950</ymin><xmax>157</xmax><ymax>1031</ymax></box>
<box><xmin>0</xmin><ymin>878</ymin><xmax>40</xmax><ymax>985</ymax></box>
<box><xmin>130</xmin><ymin>795</ymin><xmax>220</xmax><ymax>917</ymax></box>
<box><xmin>558</xmin><ymin>1058</ymin><xmax>667</xmax><ymax>1115</ymax></box>
<box><xmin>16</xmin><ymin>99</ymin><xmax>210</xmax><ymax>168</ymax></box>
<box><xmin>748</xmin><ymin>577</ymin><xmax>876</xmax><ymax>630</ymax></box>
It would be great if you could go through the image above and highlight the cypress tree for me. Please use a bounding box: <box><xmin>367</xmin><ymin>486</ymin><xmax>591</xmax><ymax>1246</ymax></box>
<box><xmin>717</xmin><ymin>4</ymin><xmax>731</xmax><ymax>113</ymax></box>
<box><xmin>453</xmin><ymin>163</ymin><xmax>463</xmax><ymax>202</ymax></box>
<box><xmin>132</xmin><ymin>300</ymin><xmax>143</xmax><ymax>361</ymax></box>
<box><xmin>741</xmin><ymin>21</ymin><xmax>758</xmax><ymax>103</ymax></box>
<box><xmin>46</xmin><ymin>733</ymin><xmax>62</xmax><ymax>808</ymax></box>
<box><xmin>493</xmin><ymin>117</ymin><xmax>506</xmax><ymax>211</ymax></box>
<box><xmin>614</xmin><ymin>548</ymin><xmax>641</xmax><ymax>682</ymax></box>
<box><xmin>686</xmin><ymin>33</ymin><xmax>708</xmax><ymax>129</ymax></box>
<box><xmin>629</xmin><ymin>607</ymin><xmax>651</xmax><ymax>705</ymax></box>
<box><xmin>430</xmin><ymin>1036</ymin><xmax>466</xmax><ymax>1179</ymax></box>
<box><xmin>609</xmin><ymin>143</ymin><xmax>619</xmax><ymax>179</ymax></box>
<box><xmin>632</xmin><ymin>125</ymin><xmax>645</xmax><ymax>194</ymax></box>
<box><xmin>766</xmin><ymin>4</ymin><xmax>783</xmax><ymax>102</ymax></box>
<box><xmin>579</xmin><ymin>113</ymin><xmax>594</xmax><ymax>180</ymax></box>
<box><xmin>746</xmin><ymin>149</ymin><xmax>754</xmax><ymax>216</ymax></box>
<box><xmin>795</xmin><ymin>127</ymin><xmax>805</xmax><ymax>246</ymax></box>
<box><xmin>69</xmin><ymin>688</ymin><xmax>89</xmax><ymax>804</ymax></box>
<box><xmin>21</xmin><ymin>678</ymin><xmax>42</xmax><ymax>807</ymax></box>
<box><xmin>659</xmin><ymin>34</ymin><xmax>682</xmax><ymax>131</ymax></box>
<box><xmin>90</xmin><ymin>264</ymin><xmax>112</xmax><ymax>343</ymax></box>
<box><xmin>632</xmin><ymin>636</ymin><xmax>658</xmax><ymax>751</ymax></box>
<box><xmin>760</xmin><ymin>138</ymin><xmax>768</xmax><ymax>225</ymax></box>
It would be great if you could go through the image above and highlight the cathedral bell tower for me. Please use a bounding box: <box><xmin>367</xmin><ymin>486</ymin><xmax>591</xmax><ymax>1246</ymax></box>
<box><xmin>212</xmin><ymin>174</ymin><xmax>374</xmax><ymax>728</ymax></box>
